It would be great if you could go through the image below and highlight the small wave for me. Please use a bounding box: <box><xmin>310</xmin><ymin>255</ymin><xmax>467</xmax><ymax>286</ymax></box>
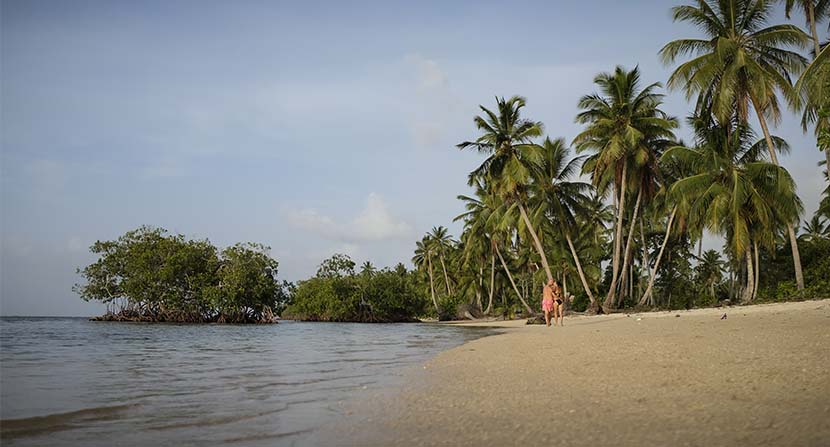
<box><xmin>0</xmin><ymin>404</ymin><xmax>137</xmax><ymax>439</ymax></box>
<box><xmin>148</xmin><ymin>405</ymin><xmax>287</xmax><ymax>431</ymax></box>
<box><xmin>222</xmin><ymin>428</ymin><xmax>315</xmax><ymax>444</ymax></box>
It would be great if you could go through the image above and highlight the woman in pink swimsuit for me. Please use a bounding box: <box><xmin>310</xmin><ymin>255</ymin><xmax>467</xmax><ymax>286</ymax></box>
<box><xmin>542</xmin><ymin>280</ymin><xmax>555</xmax><ymax>327</ymax></box>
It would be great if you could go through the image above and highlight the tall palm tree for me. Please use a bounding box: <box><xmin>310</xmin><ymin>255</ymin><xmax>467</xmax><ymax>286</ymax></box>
<box><xmin>412</xmin><ymin>237</ymin><xmax>439</xmax><ymax>313</ymax></box>
<box><xmin>457</xmin><ymin>96</ymin><xmax>556</xmax><ymax>284</ymax></box>
<box><xmin>661</xmin><ymin>0</ymin><xmax>810</xmax><ymax>291</ymax></box>
<box><xmin>665</xmin><ymin>116</ymin><xmax>803</xmax><ymax>303</ymax></box>
<box><xmin>529</xmin><ymin>137</ymin><xmax>599</xmax><ymax>309</ymax></box>
<box><xmin>428</xmin><ymin>226</ymin><xmax>455</xmax><ymax>296</ymax></box>
<box><xmin>574</xmin><ymin>65</ymin><xmax>678</xmax><ymax>310</ymax></box>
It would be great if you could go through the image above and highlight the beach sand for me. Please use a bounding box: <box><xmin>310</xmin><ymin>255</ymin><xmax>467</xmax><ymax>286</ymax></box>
<box><xmin>323</xmin><ymin>300</ymin><xmax>830</xmax><ymax>446</ymax></box>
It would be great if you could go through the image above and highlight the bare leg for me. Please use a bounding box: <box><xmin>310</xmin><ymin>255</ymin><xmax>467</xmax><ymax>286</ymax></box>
<box><xmin>544</xmin><ymin>310</ymin><xmax>551</xmax><ymax>327</ymax></box>
<box><xmin>558</xmin><ymin>304</ymin><xmax>564</xmax><ymax>326</ymax></box>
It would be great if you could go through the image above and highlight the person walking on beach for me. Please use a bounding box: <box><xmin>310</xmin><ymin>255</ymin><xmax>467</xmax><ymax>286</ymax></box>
<box><xmin>551</xmin><ymin>280</ymin><xmax>564</xmax><ymax>327</ymax></box>
<box><xmin>542</xmin><ymin>280</ymin><xmax>555</xmax><ymax>327</ymax></box>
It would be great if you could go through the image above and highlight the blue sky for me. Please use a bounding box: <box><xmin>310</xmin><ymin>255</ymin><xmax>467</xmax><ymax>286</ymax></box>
<box><xmin>2</xmin><ymin>0</ymin><xmax>826</xmax><ymax>316</ymax></box>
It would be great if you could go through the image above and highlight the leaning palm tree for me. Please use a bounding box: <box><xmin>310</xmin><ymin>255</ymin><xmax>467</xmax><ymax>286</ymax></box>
<box><xmin>529</xmin><ymin>137</ymin><xmax>599</xmax><ymax>310</ymax></box>
<box><xmin>412</xmin><ymin>238</ymin><xmax>439</xmax><ymax>313</ymax></box>
<box><xmin>664</xmin><ymin>116</ymin><xmax>803</xmax><ymax>303</ymax></box>
<box><xmin>428</xmin><ymin>226</ymin><xmax>455</xmax><ymax>296</ymax></box>
<box><xmin>457</xmin><ymin>96</ymin><xmax>555</xmax><ymax>284</ymax></box>
<box><xmin>573</xmin><ymin>65</ymin><xmax>678</xmax><ymax>310</ymax></box>
<box><xmin>455</xmin><ymin>181</ymin><xmax>535</xmax><ymax>315</ymax></box>
<box><xmin>661</xmin><ymin>0</ymin><xmax>810</xmax><ymax>291</ymax></box>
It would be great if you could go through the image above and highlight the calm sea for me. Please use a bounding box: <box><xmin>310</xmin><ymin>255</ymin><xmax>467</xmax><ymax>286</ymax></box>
<box><xmin>0</xmin><ymin>317</ymin><xmax>492</xmax><ymax>446</ymax></box>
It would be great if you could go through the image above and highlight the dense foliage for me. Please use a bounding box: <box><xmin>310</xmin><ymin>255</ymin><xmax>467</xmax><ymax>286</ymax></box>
<box><xmin>409</xmin><ymin>1</ymin><xmax>830</xmax><ymax>317</ymax></box>
<box><xmin>75</xmin><ymin>226</ymin><xmax>292</xmax><ymax>323</ymax></box>
<box><xmin>283</xmin><ymin>255</ymin><xmax>428</xmax><ymax>322</ymax></box>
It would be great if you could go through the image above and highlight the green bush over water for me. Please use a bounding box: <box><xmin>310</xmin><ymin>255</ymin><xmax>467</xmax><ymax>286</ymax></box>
<box><xmin>75</xmin><ymin>226</ymin><xmax>292</xmax><ymax>323</ymax></box>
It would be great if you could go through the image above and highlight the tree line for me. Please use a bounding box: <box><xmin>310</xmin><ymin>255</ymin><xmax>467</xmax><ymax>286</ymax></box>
<box><xmin>412</xmin><ymin>0</ymin><xmax>830</xmax><ymax>316</ymax></box>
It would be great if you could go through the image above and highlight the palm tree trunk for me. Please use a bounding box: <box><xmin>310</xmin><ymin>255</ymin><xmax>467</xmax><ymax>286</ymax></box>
<box><xmin>494</xmin><ymin>243</ymin><xmax>534</xmax><ymax>315</ymax></box>
<box><xmin>639</xmin><ymin>206</ymin><xmax>677</xmax><ymax>306</ymax></box>
<box><xmin>485</xmin><ymin>253</ymin><xmax>495</xmax><ymax>315</ymax></box>
<box><xmin>617</xmin><ymin>187</ymin><xmax>642</xmax><ymax>304</ymax></box>
<box><xmin>752</xmin><ymin>240</ymin><xmax>760</xmax><ymax>301</ymax></box>
<box><xmin>439</xmin><ymin>255</ymin><xmax>452</xmax><ymax>296</ymax></box>
<box><xmin>476</xmin><ymin>266</ymin><xmax>483</xmax><ymax>309</ymax></box>
<box><xmin>516</xmin><ymin>201</ymin><xmax>554</xmax><ymax>283</ymax></box>
<box><xmin>606</xmin><ymin>162</ymin><xmax>628</xmax><ymax>309</ymax></box>
<box><xmin>742</xmin><ymin>247</ymin><xmax>754</xmax><ymax>303</ymax></box>
<box><xmin>808</xmin><ymin>2</ymin><xmax>822</xmax><ymax>58</ymax></box>
<box><xmin>565</xmin><ymin>233</ymin><xmax>597</xmax><ymax>309</ymax></box>
<box><xmin>751</xmin><ymin>94</ymin><xmax>805</xmax><ymax>292</ymax></box>
<box><xmin>639</xmin><ymin>215</ymin><xmax>650</xmax><ymax>269</ymax></box>
<box><xmin>427</xmin><ymin>254</ymin><xmax>438</xmax><ymax>313</ymax></box>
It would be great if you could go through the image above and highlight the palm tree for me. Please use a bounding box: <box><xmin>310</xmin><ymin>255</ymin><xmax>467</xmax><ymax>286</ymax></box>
<box><xmin>428</xmin><ymin>226</ymin><xmax>455</xmax><ymax>296</ymax></box>
<box><xmin>457</xmin><ymin>96</ymin><xmax>556</xmax><ymax>284</ymax></box>
<box><xmin>801</xmin><ymin>214</ymin><xmax>830</xmax><ymax>241</ymax></box>
<box><xmin>529</xmin><ymin>137</ymin><xmax>599</xmax><ymax>310</ymax></box>
<box><xmin>455</xmin><ymin>181</ymin><xmax>535</xmax><ymax>315</ymax></box>
<box><xmin>793</xmin><ymin>43</ymin><xmax>830</xmax><ymax>179</ymax></box>
<box><xmin>412</xmin><ymin>237</ymin><xmax>439</xmax><ymax>313</ymax></box>
<box><xmin>360</xmin><ymin>261</ymin><xmax>376</xmax><ymax>277</ymax></box>
<box><xmin>664</xmin><ymin>116</ymin><xmax>803</xmax><ymax>303</ymax></box>
<box><xmin>696</xmin><ymin>249</ymin><xmax>725</xmax><ymax>298</ymax></box>
<box><xmin>661</xmin><ymin>0</ymin><xmax>810</xmax><ymax>291</ymax></box>
<box><xmin>782</xmin><ymin>0</ymin><xmax>830</xmax><ymax>56</ymax></box>
<box><xmin>573</xmin><ymin>65</ymin><xmax>678</xmax><ymax>310</ymax></box>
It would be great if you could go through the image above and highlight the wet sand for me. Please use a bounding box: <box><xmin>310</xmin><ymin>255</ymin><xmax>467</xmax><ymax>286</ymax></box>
<box><xmin>325</xmin><ymin>300</ymin><xmax>830</xmax><ymax>446</ymax></box>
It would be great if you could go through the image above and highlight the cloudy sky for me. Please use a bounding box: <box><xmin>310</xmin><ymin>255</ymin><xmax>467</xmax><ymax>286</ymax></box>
<box><xmin>2</xmin><ymin>0</ymin><xmax>825</xmax><ymax>316</ymax></box>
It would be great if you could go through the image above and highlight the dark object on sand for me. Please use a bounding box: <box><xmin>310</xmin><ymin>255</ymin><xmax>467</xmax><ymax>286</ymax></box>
<box><xmin>721</xmin><ymin>313</ymin><xmax>727</xmax><ymax>320</ymax></box>
<box><xmin>526</xmin><ymin>314</ymin><xmax>547</xmax><ymax>325</ymax></box>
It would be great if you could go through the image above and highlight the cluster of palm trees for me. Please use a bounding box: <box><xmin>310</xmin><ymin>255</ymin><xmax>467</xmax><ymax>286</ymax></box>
<box><xmin>411</xmin><ymin>0</ymin><xmax>830</xmax><ymax>315</ymax></box>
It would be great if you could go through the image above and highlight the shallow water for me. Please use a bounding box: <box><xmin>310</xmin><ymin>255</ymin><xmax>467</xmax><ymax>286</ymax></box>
<box><xmin>0</xmin><ymin>317</ymin><xmax>491</xmax><ymax>446</ymax></box>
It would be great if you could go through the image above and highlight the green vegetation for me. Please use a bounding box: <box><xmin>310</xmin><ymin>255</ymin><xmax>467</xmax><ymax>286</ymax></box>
<box><xmin>409</xmin><ymin>0</ymin><xmax>830</xmax><ymax>317</ymax></box>
<box><xmin>75</xmin><ymin>226</ymin><xmax>292</xmax><ymax>323</ymax></box>
<box><xmin>282</xmin><ymin>255</ymin><xmax>427</xmax><ymax>322</ymax></box>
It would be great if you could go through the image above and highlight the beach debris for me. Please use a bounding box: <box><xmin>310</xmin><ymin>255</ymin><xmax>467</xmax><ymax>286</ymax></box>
<box><xmin>721</xmin><ymin>313</ymin><xmax>727</xmax><ymax>320</ymax></box>
<box><xmin>675</xmin><ymin>314</ymin><xmax>680</xmax><ymax>318</ymax></box>
<box><xmin>636</xmin><ymin>318</ymin><xmax>642</xmax><ymax>321</ymax></box>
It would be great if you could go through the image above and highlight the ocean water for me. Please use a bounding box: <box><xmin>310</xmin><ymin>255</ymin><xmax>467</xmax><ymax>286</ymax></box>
<box><xmin>0</xmin><ymin>317</ymin><xmax>491</xmax><ymax>446</ymax></box>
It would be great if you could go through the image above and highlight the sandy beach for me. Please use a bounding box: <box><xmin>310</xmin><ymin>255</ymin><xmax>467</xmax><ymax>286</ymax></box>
<box><xmin>325</xmin><ymin>300</ymin><xmax>830</xmax><ymax>446</ymax></box>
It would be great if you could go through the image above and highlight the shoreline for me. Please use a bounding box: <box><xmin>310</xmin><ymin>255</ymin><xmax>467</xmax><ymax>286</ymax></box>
<box><xmin>324</xmin><ymin>299</ymin><xmax>830</xmax><ymax>446</ymax></box>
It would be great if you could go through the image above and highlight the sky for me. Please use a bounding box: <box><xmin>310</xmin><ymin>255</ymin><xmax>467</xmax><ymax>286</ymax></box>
<box><xmin>1</xmin><ymin>0</ymin><xmax>826</xmax><ymax>316</ymax></box>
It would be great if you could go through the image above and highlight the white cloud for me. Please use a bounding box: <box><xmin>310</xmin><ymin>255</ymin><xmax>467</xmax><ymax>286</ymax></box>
<box><xmin>407</xmin><ymin>54</ymin><xmax>448</xmax><ymax>91</ymax></box>
<box><xmin>286</xmin><ymin>193</ymin><xmax>412</xmax><ymax>242</ymax></box>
